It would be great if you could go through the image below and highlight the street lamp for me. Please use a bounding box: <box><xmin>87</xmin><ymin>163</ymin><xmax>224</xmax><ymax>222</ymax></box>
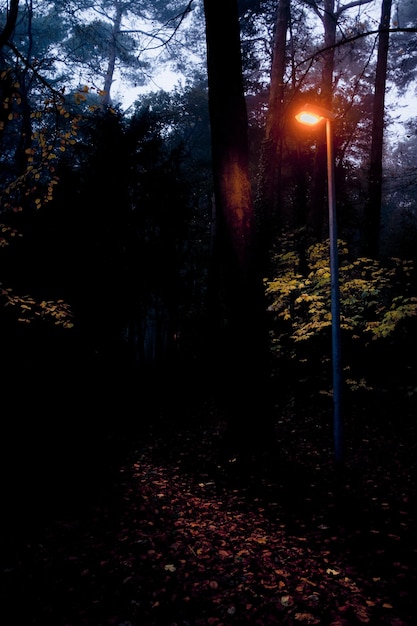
<box><xmin>295</xmin><ymin>103</ymin><xmax>343</xmax><ymax>465</ymax></box>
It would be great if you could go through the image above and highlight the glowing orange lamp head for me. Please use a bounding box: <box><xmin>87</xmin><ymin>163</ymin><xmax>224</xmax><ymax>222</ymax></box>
<box><xmin>295</xmin><ymin>103</ymin><xmax>335</xmax><ymax>126</ymax></box>
<box><xmin>296</xmin><ymin>111</ymin><xmax>323</xmax><ymax>125</ymax></box>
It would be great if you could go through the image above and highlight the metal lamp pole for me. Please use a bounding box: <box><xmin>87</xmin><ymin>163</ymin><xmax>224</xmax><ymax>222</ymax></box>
<box><xmin>295</xmin><ymin>104</ymin><xmax>343</xmax><ymax>465</ymax></box>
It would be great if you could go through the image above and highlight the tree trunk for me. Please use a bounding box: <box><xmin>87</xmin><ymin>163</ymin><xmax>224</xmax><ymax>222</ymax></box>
<box><xmin>0</xmin><ymin>0</ymin><xmax>19</xmax><ymax>50</ymax></box>
<box><xmin>364</xmin><ymin>0</ymin><xmax>392</xmax><ymax>258</ymax></box>
<box><xmin>309</xmin><ymin>0</ymin><xmax>336</xmax><ymax>239</ymax></box>
<box><xmin>203</xmin><ymin>0</ymin><xmax>255</xmax><ymax>279</ymax></box>
<box><xmin>101</xmin><ymin>0</ymin><xmax>123</xmax><ymax>106</ymax></box>
<box><xmin>203</xmin><ymin>0</ymin><xmax>275</xmax><ymax>461</ymax></box>
<box><xmin>305</xmin><ymin>0</ymin><xmax>374</xmax><ymax>240</ymax></box>
<box><xmin>256</xmin><ymin>0</ymin><xmax>291</xmax><ymax>254</ymax></box>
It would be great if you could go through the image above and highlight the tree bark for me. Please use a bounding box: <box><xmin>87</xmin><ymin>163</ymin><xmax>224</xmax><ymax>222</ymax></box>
<box><xmin>309</xmin><ymin>0</ymin><xmax>337</xmax><ymax>239</ymax></box>
<box><xmin>203</xmin><ymin>0</ymin><xmax>255</xmax><ymax>279</ymax></box>
<box><xmin>364</xmin><ymin>0</ymin><xmax>392</xmax><ymax>258</ymax></box>
<box><xmin>203</xmin><ymin>0</ymin><xmax>275</xmax><ymax>460</ymax></box>
<box><xmin>304</xmin><ymin>0</ymin><xmax>374</xmax><ymax>239</ymax></box>
<box><xmin>256</xmin><ymin>0</ymin><xmax>291</xmax><ymax>252</ymax></box>
<box><xmin>101</xmin><ymin>0</ymin><xmax>123</xmax><ymax>106</ymax></box>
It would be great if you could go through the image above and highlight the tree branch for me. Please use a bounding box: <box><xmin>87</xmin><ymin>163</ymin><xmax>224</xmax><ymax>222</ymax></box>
<box><xmin>6</xmin><ymin>40</ymin><xmax>65</xmax><ymax>101</ymax></box>
<box><xmin>298</xmin><ymin>27</ymin><xmax>417</xmax><ymax>68</ymax></box>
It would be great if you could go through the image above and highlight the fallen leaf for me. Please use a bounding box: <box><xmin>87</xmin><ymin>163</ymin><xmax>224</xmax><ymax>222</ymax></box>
<box><xmin>295</xmin><ymin>612</ymin><xmax>320</xmax><ymax>623</ymax></box>
<box><xmin>326</xmin><ymin>568</ymin><xmax>340</xmax><ymax>576</ymax></box>
<box><xmin>218</xmin><ymin>549</ymin><xmax>232</xmax><ymax>558</ymax></box>
<box><xmin>164</xmin><ymin>564</ymin><xmax>176</xmax><ymax>572</ymax></box>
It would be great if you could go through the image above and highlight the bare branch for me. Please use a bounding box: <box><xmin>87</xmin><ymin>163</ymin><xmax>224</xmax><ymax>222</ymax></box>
<box><xmin>6</xmin><ymin>40</ymin><xmax>65</xmax><ymax>101</ymax></box>
<box><xmin>297</xmin><ymin>27</ymin><xmax>417</xmax><ymax>68</ymax></box>
<box><xmin>145</xmin><ymin>0</ymin><xmax>195</xmax><ymax>51</ymax></box>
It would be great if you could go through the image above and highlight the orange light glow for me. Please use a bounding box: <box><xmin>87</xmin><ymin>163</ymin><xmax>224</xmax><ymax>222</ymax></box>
<box><xmin>295</xmin><ymin>111</ymin><xmax>323</xmax><ymax>125</ymax></box>
<box><xmin>295</xmin><ymin>103</ymin><xmax>335</xmax><ymax>126</ymax></box>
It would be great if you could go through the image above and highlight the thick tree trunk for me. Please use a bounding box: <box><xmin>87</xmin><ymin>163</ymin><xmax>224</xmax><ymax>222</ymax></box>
<box><xmin>203</xmin><ymin>0</ymin><xmax>255</xmax><ymax>278</ymax></box>
<box><xmin>203</xmin><ymin>0</ymin><xmax>275</xmax><ymax>461</ymax></box>
<box><xmin>256</xmin><ymin>0</ymin><xmax>291</xmax><ymax>253</ymax></box>
<box><xmin>364</xmin><ymin>0</ymin><xmax>392</xmax><ymax>258</ymax></box>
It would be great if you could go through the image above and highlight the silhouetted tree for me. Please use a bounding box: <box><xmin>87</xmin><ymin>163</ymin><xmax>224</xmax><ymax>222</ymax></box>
<box><xmin>203</xmin><ymin>0</ymin><xmax>275</xmax><ymax>460</ymax></box>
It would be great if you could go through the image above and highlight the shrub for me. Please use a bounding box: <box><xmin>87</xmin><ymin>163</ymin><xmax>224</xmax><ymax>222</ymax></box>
<box><xmin>265</xmin><ymin>231</ymin><xmax>417</xmax><ymax>416</ymax></box>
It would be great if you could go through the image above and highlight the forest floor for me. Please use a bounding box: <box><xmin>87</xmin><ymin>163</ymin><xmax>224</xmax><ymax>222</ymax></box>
<box><xmin>1</xmin><ymin>394</ymin><xmax>416</xmax><ymax>626</ymax></box>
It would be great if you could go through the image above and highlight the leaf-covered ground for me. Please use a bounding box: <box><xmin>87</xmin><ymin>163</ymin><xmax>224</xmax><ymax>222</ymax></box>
<box><xmin>2</xmin><ymin>400</ymin><xmax>416</xmax><ymax>626</ymax></box>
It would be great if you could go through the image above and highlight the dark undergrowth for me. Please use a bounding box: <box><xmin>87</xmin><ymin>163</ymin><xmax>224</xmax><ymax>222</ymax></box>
<box><xmin>1</xmin><ymin>365</ymin><xmax>416</xmax><ymax>626</ymax></box>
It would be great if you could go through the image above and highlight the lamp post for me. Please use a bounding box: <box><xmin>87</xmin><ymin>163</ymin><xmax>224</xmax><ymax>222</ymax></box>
<box><xmin>295</xmin><ymin>103</ymin><xmax>343</xmax><ymax>465</ymax></box>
